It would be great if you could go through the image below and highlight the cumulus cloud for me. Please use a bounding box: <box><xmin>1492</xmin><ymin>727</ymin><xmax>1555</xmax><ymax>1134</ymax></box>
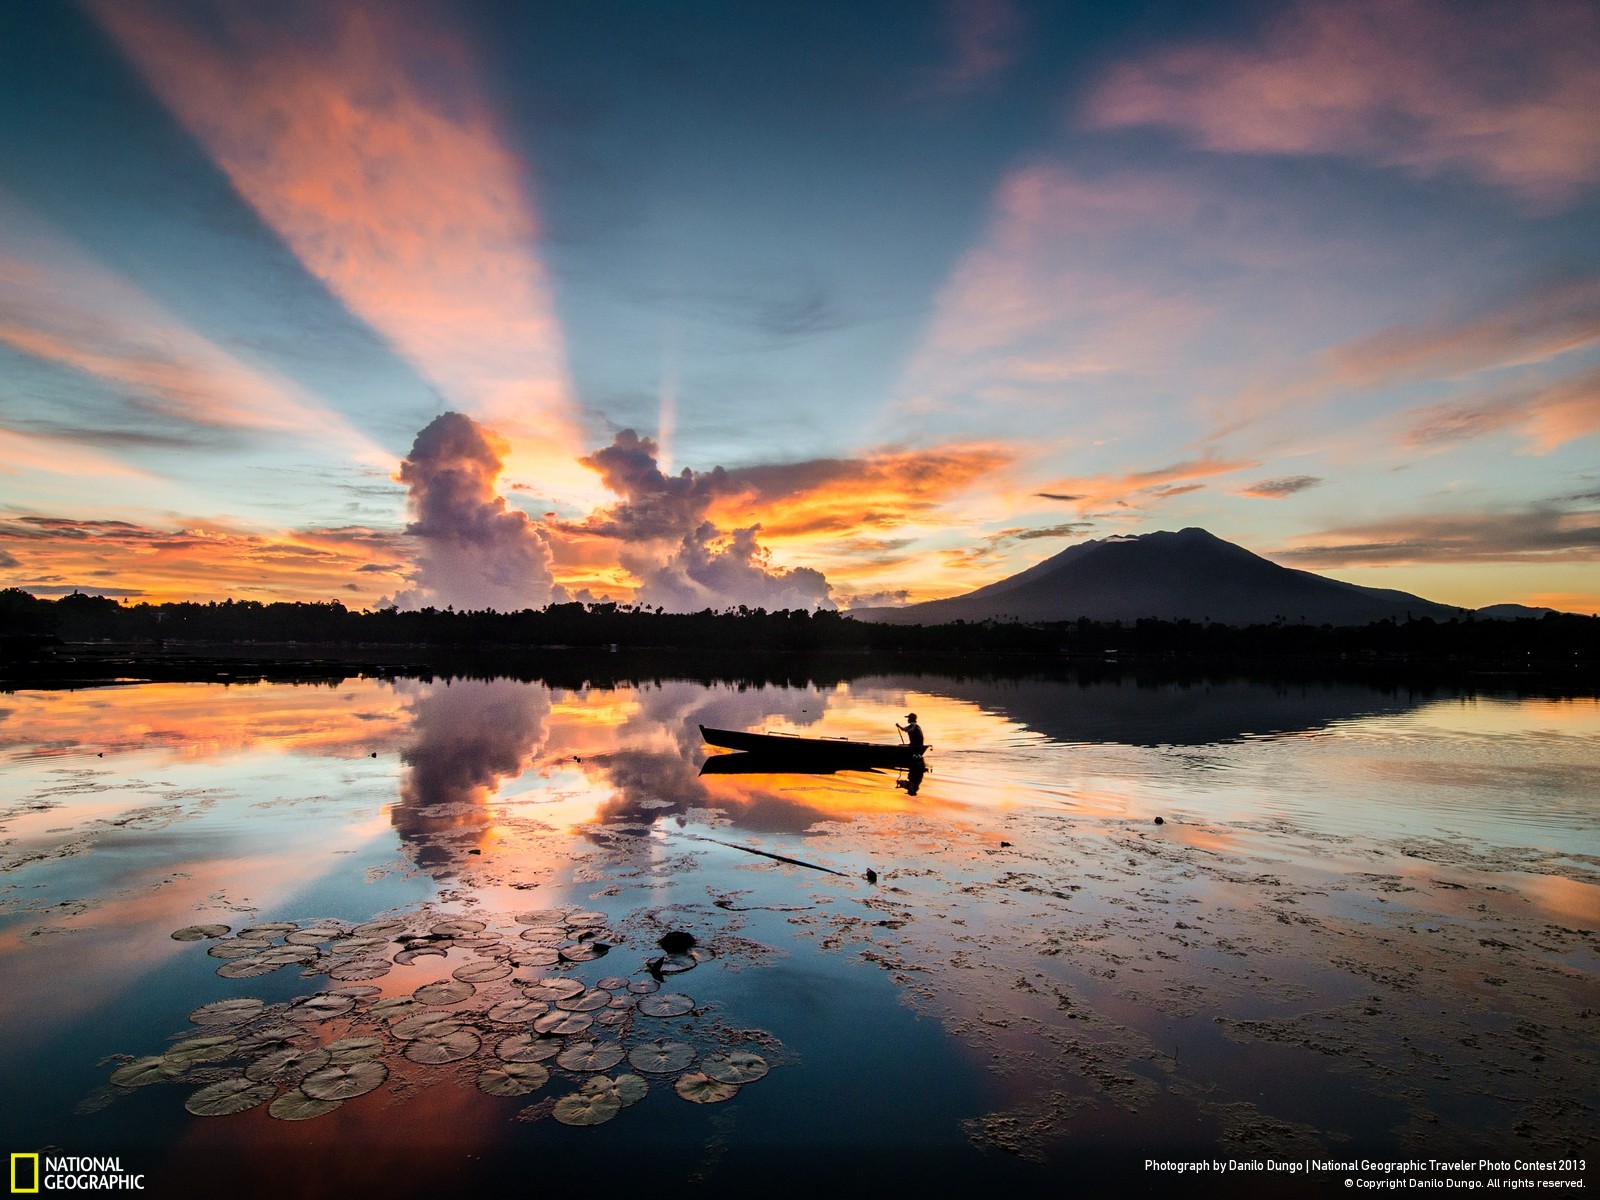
<box><xmin>392</xmin><ymin>412</ymin><xmax>555</xmax><ymax>612</ymax></box>
<box><xmin>1087</xmin><ymin>0</ymin><xmax>1600</xmax><ymax>206</ymax></box>
<box><xmin>634</xmin><ymin>523</ymin><xmax>832</xmax><ymax>613</ymax></box>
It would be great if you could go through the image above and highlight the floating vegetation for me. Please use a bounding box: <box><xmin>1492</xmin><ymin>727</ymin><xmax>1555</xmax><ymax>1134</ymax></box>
<box><xmin>185</xmin><ymin>1077</ymin><xmax>274</xmax><ymax>1116</ymax></box>
<box><xmin>245</xmin><ymin>1046</ymin><xmax>330</xmax><ymax>1082</ymax></box>
<box><xmin>170</xmin><ymin>924</ymin><xmax>229</xmax><ymax>942</ymax></box>
<box><xmin>674</xmin><ymin>1072</ymin><xmax>739</xmax><ymax>1104</ymax></box>
<box><xmin>402</xmin><ymin>1027</ymin><xmax>480</xmax><ymax>1064</ymax></box>
<box><xmin>496</xmin><ymin>1033</ymin><xmax>563</xmax><ymax>1063</ymax></box>
<box><xmin>627</xmin><ymin>1040</ymin><xmax>695</xmax><ymax>1074</ymax></box>
<box><xmin>413</xmin><ymin>979</ymin><xmax>474</xmax><ymax>1006</ymax></box>
<box><xmin>324</xmin><ymin>1036</ymin><xmax>384</xmax><ymax>1064</ymax></box>
<box><xmin>125</xmin><ymin>904</ymin><xmax>783</xmax><ymax>1131</ymax></box>
<box><xmin>477</xmin><ymin>1062</ymin><xmax>549</xmax><ymax>1096</ymax></box>
<box><xmin>584</xmin><ymin>1073</ymin><xmax>649</xmax><ymax>1107</ymax></box>
<box><xmin>551</xmin><ymin>1089</ymin><xmax>620</xmax><ymax>1126</ymax></box>
<box><xmin>702</xmin><ymin>1051</ymin><xmax>768</xmax><ymax>1085</ymax></box>
<box><xmin>268</xmin><ymin>1090</ymin><xmax>342</xmax><ymax>1121</ymax></box>
<box><xmin>523</xmin><ymin>977</ymin><xmax>584</xmax><ymax>1002</ymax></box>
<box><xmin>488</xmin><ymin>999</ymin><xmax>550</xmax><ymax>1025</ymax></box>
<box><xmin>637</xmin><ymin>992</ymin><xmax>694</xmax><ymax>1018</ymax></box>
<box><xmin>109</xmin><ymin>1056</ymin><xmax>183</xmax><ymax>1088</ymax></box>
<box><xmin>555</xmin><ymin>988</ymin><xmax>610</xmax><ymax>1013</ymax></box>
<box><xmin>188</xmin><ymin>998</ymin><xmax>265</xmax><ymax>1026</ymax></box>
<box><xmin>301</xmin><ymin>1061</ymin><xmax>387</xmax><ymax>1100</ymax></box>
<box><xmin>555</xmin><ymin>1040</ymin><xmax>625</xmax><ymax>1072</ymax></box>
<box><xmin>533</xmin><ymin>1010</ymin><xmax>592</xmax><ymax>1036</ymax></box>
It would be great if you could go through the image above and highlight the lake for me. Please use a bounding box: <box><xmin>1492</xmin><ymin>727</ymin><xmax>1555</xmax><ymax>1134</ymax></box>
<box><xmin>2</xmin><ymin>667</ymin><xmax>1595</xmax><ymax>1197</ymax></box>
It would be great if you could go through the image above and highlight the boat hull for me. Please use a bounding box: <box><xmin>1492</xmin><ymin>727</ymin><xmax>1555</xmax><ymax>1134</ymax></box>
<box><xmin>698</xmin><ymin>724</ymin><xmax>927</xmax><ymax>768</ymax></box>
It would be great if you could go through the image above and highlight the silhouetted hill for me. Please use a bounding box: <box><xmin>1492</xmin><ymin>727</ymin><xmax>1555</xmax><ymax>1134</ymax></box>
<box><xmin>852</xmin><ymin>528</ymin><xmax>1466</xmax><ymax>627</ymax></box>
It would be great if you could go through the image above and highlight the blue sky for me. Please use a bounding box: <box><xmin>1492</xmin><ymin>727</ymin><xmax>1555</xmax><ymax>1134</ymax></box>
<box><xmin>1</xmin><ymin>0</ymin><xmax>1596</xmax><ymax>612</ymax></box>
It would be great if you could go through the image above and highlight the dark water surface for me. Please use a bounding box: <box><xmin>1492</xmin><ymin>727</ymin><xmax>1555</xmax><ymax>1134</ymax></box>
<box><xmin>1</xmin><ymin>671</ymin><xmax>1595</xmax><ymax>1197</ymax></box>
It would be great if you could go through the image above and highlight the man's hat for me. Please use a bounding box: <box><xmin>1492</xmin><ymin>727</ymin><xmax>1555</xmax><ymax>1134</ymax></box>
<box><xmin>905</xmin><ymin>713</ymin><xmax>917</xmax><ymax>721</ymax></box>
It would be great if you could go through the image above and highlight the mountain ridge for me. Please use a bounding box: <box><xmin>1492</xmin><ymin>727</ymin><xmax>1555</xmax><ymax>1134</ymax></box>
<box><xmin>851</xmin><ymin>528</ymin><xmax>1473</xmax><ymax>627</ymax></box>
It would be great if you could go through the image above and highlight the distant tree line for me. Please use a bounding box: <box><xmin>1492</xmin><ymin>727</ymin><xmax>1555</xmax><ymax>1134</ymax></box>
<box><xmin>3</xmin><ymin>588</ymin><xmax>1597</xmax><ymax>670</ymax></box>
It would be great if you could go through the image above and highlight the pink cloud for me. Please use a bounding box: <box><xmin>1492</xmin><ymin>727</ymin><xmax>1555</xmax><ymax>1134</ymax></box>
<box><xmin>88</xmin><ymin>0</ymin><xmax>583</xmax><ymax>472</ymax></box>
<box><xmin>1088</xmin><ymin>0</ymin><xmax>1600</xmax><ymax>206</ymax></box>
<box><xmin>926</xmin><ymin>0</ymin><xmax>1026</xmax><ymax>93</ymax></box>
<box><xmin>1402</xmin><ymin>365</ymin><xmax>1600</xmax><ymax>454</ymax></box>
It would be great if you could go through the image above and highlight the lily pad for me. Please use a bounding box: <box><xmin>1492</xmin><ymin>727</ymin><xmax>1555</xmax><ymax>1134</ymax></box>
<box><xmin>495</xmin><ymin>1033</ymin><xmax>563</xmax><ymax>1063</ymax></box>
<box><xmin>109</xmin><ymin>1055</ymin><xmax>184</xmax><ymax>1088</ymax></box>
<box><xmin>555</xmin><ymin>1040</ymin><xmax>625</xmax><ymax>1072</ymax></box>
<box><xmin>701</xmin><ymin>1051</ymin><xmax>769</xmax><ymax>1085</ymax></box>
<box><xmin>523</xmin><ymin>977</ymin><xmax>585</xmax><ymax>1002</ymax></box>
<box><xmin>581</xmin><ymin>1072</ymin><xmax>648</xmax><ymax>1106</ymax></box>
<box><xmin>236</xmin><ymin>922</ymin><xmax>297</xmax><ymax>939</ymax></box>
<box><xmin>300</xmin><ymin>1060</ymin><xmax>389</xmax><ymax>1100</ymax></box>
<box><xmin>594</xmin><ymin>1009</ymin><xmax>630</xmax><ymax>1028</ymax></box>
<box><xmin>171</xmin><ymin>924</ymin><xmax>230</xmax><ymax>941</ymax></box>
<box><xmin>512</xmin><ymin>948</ymin><xmax>560</xmax><ymax>966</ymax></box>
<box><xmin>532</xmin><ymin>1010</ymin><xmax>592</xmax><ymax>1036</ymax></box>
<box><xmin>627</xmin><ymin>978</ymin><xmax>660</xmax><ymax>995</ymax></box>
<box><xmin>518</xmin><ymin>928</ymin><xmax>566</xmax><ymax>945</ymax></box>
<box><xmin>559</xmin><ymin>943</ymin><xmax>606</xmax><ymax>963</ymax></box>
<box><xmin>207</xmin><ymin>939</ymin><xmax>272</xmax><ymax>960</ymax></box>
<box><xmin>371</xmin><ymin>996</ymin><xmax>422</xmax><ymax>1022</ymax></box>
<box><xmin>328</xmin><ymin>984</ymin><xmax>382</xmax><ymax>998</ymax></box>
<box><xmin>403</xmin><ymin>1028</ymin><xmax>480</xmax><ymax>1064</ymax></box>
<box><xmin>627</xmin><ymin>1040</ymin><xmax>695</xmax><ymax>1074</ymax></box>
<box><xmin>551</xmin><ymin>1090</ymin><xmax>620</xmax><ymax>1126</ymax></box>
<box><xmin>325</xmin><ymin>1036</ymin><xmax>384</xmax><ymax>1064</ymax></box>
<box><xmin>268</xmin><ymin>1090</ymin><xmax>342</xmax><ymax>1121</ymax></box>
<box><xmin>431</xmin><ymin>918</ymin><xmax>486</xmax><ymax>937</ymax></box>
<box><xmin>674</xmin><ymin>1072</ymin><xmax>739</xmax><ymax>1104</ymax></box>
<box><xmin>351</xmin><ymin>919</ymin><xmax>408</xmax><ymax>938</ymax></box>
<box><xmin>555</xmin><ymin>989</ymin><xmax>611</xmax><ymax>1013</ymax></box>
<box><xmin>414</xmin><ymin>979</ymin><xmax>474</xmax><ymax>1006</ymax></box>
<box><xmin>328</xmin><ymin>936</ymin><xmax>390</xmax><ymax>957</ymax></box>
<box><xmin>185</xmin><ymin>1077</ymin><xmax>274</xmax><ymax>1116</ymax></box>
<box><xmin>285</xmin><ymin>925</ymin><xmax>344</xmax><ymax>945</ymax></box>
<box><xmin>216</xmin><ymin>957</ymin><xmax>288</xmax><ymax>980</ymax></box>
<box><xmin>391</xmin><ymin>1012</ymin><xmax>464</xmax><ymax>1041</ymax></box>
<box><xmin>565</xmin><ymin>911</ymin><xmax>608</xmax><ymax>928</ymax></box>
<box><xmin>657</xmin><ymin>953</ymin><xmax>696</xmax><ymax>975</ymax></box>
<box><xmin>245</xmin><ymin>1046</ymin><xmax>331</xmax><ymax>1082</ymax></box>
<box><xmin>596</xmin><ymin>976</ymin><xmax>630</xmax><ymax>991</ymax></box>
<box><xmin>636</xmin><ymin>992</ymin><xmax>694</xmax><ymax>1018</ymax></box>
<box><xmin>477</xmin><ymin>1062</ymin><xmax>550</xmax><ymax>1096</ymax></box>
<box><xmin>514</xmin><ymin>909</ymin><xmax>564</xmax><ymax>925</ymax></box>
<box><xmin>286</xmin><ymin>993</ymin><xmax>355</xmax><ymax>1022</ymax></box>
<box><xmin>453</xmin><ymin>961</ymin><xmax>511</xmax><ymax>984</ymax></box>
<box><xmin>326</xmin><ymin>959</ymin><xmax>391</xmax><ymax>982</ymax></box>
<box><xmin>393</xmin><ymin>946</ymin><xmax>448</xmax><ymax>966</ymax></box>
<box><xmin>189</xmin><ymin>998</ymin><xmax>266</xmax><ymax>1026</ymax></box>
<box><xmin>487</xmin><ymin>998</ymin><xmax>549</xmax><ymax>1025</ymax></box>
<box><xmin>164</xmin><ymin>1035</ymin><xmax>239</xmax><ymax>1068</ymax></box>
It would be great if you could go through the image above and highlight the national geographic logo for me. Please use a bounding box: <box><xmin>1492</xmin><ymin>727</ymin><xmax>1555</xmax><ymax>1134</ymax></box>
<box><xmin>10</xmin><ymin>1155</ymin><xmax>145</xmax><ymax>1192</ymax></box>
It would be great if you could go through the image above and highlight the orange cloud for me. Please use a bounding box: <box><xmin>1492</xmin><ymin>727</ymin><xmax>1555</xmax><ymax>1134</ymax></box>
<box><xmin>1402</xmin><ymin>366</ymin><xmax>1600</xmax><ymax>454</ymax></box>
<box><xmin>1035</xmin><ymin>454</ymin><xmax>1256</xmax><ymax>514</ymax></box>
<box><xmin>88</xmin><ymin>0</ymin><xmax>586</xmax><ymax>488</ymax></box>
<box><xmin>1088</xmin><ymin>0</ymin><xmax>1600</xmax><ymax>206</ymax></box>
<box><xmin>0</xmin><ymin>514</ymin><xmax>408</xmax><ymax>605</ymax></box>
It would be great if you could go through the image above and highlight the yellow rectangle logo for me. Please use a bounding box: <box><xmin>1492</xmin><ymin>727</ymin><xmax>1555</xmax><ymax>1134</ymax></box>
<box><xmin>10</xmin><ymin>1153</ymin><xmax>40</xmax><ymax>1194</ymax></box>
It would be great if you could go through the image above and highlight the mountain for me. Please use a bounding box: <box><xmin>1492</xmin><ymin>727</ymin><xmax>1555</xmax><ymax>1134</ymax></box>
<box><xmin>1473</xmin><ymin>603</ymin><xmax>1556</xmax><ymax>620</ymax></box>
<box><xmin>850</xmin><ymin>528</ymin><xmax>1467</xmax><ymax>627</ymax></box>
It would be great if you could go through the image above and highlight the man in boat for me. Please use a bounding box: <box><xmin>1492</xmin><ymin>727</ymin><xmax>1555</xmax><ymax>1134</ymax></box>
<box><xmin>897</xmin><ymin>713</ymin><xmax>924</xmax><ymax>752</ymax></box>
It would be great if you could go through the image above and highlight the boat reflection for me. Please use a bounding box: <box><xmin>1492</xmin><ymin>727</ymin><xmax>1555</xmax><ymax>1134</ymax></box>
<box><xmin>700</xmin><ymin>752</ymin><xmax>927</xmax><ymax>795</ymax></box>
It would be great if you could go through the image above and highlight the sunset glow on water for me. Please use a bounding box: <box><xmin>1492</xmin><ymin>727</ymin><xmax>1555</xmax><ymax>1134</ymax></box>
<box><xmin>1</xmin><ymin>670</ymin><xmax>1594</xmax><ymax>1194</ymax></box>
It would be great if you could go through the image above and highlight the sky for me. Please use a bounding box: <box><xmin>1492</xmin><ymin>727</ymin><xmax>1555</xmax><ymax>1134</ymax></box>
<box><xmin>0</xmin><ymin>0</ymin><xmax>1597</xmax><ymax>615</ymax></box>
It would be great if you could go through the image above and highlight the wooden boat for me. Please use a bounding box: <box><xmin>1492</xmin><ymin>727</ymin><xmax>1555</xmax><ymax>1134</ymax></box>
<box><xmin>698</xmin><ymin>724</ymin><xmax>928</xmax><ymax>768</ymax></box>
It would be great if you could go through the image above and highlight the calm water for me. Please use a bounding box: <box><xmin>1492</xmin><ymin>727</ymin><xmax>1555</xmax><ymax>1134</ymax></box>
<box><xmin>1</xmin><ymin>671</ymin><xmax>1595</xmax><ymax>1196</ymax></box>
